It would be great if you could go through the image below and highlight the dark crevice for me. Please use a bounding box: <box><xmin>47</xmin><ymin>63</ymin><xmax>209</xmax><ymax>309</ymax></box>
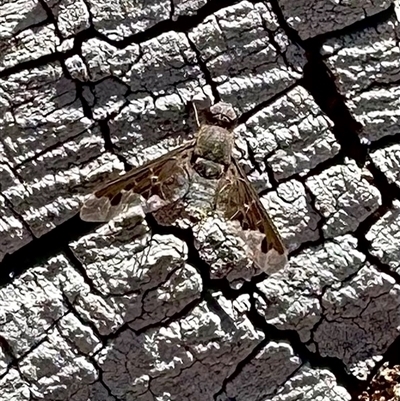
<box><xmin>238</xmin><ymin>82</ymin><xmax>298</xmax><ymax>125</ymax></box>
<box><xmin>15</xmin><ymin>126</ymin><xmax>95</xmax><ymax>168</ymax></box>
<box><xmin>98</xmin><ymin>119</ymin><xmax>116</xmax><ymax>154</ymax></box>
<box><xmin>261</xmin><ymin>0</ymin><xmax>305</xmax><ymax>46</ymax></box>
<box><xmin>61</xmin><ymin>293</ymin><xmax>106</xmax><ymax>348</ymax></box>
<box><xmin>365</xmin><ymin>158</ymin><xmax>400</xmax><ymax>209</ymax></box>
<box><xmin>0</xmin><ymin>25</ymin><xmax>108</xmax><ymax>79</ymax></box>
<box><xmin>56</xmin><ymin>309</ymin><xmax>123</xmax><ymax>401</ymax></box>
<box><xmin>257</xmin><ymin>0</ymin><xmax>303</xmax><ymax>72</ymax></box>
<box><xmin>303</xmin><ymin>4</ymin><xmax>395</xmax><ymax>50</ymax></box>
<box><xmin>246</xmin><ymin>298</ymin><xmax>364</xmax><ymax>399</ymax></box>
<box><xmin>80</xmin><ymin>77</ymin><xmax>145</xmax><ymax>170</ymax></box>
<box><xmin>303</xmin><ymin>183</ymin><xmax>326</xmax><ymax>238</ymax></box>
<box><xmin>1</xmin><ymin>194</ymin><xmax>35</xmax><ymax>239</ymax></box>
<box><xmin>169</xmin><ymin>0</ymin><xmax>175</xmax><ymax>21</ymax></box>
<box><xmin>80</xmin><ymin>0</ymin><xmax>95</xmax><ymax>27</ymax></box>
<box><xmin>263</xmin><ymin>162</ymin><xmax>279</xmax><ymax>189</ymax></box>
<box><xmin>302</xmin><ymin>152</ymin><xmax>346</xmax><ymax>181</ymax></box>
<box><xmin>63</xmin><ymin>247</ymin><xmax>105</xmax><ymax>298</ymax></box>
<box><xmin>369</xmin><ymin>131</ymin><xmax>400</xmax><ymax>152</ymax></box>
<box><xmin>353</xmin><ymin>157</ymin><xmax>400</xmax><ymax>252</ymax></box>
<box><xmin>301</xmin><ymin>53</ymin><xmax>367</xmax><ymax>167</ymax></box>
<box><xmin>186</xmin><ymin>36</ymin><xmax>220</xmax><ymax>103</ymax></box>
<box><xmin>0</xmin><ymin>335</ymin><xmax>17</xmax><ymax>369</ymax></box>
<box><xmin>0</xmin><ymin>51</ymin><xmax>74</xmax><ymax>79</ymax></box>
<box><xmin>116</xmin><ymin>0</ymin><xmax>241</xmax><ymax>46</ymax></box>
<box><xmin>75</xmin><ymin>81</ymin><xmax>95</xmax><ymax>120</ymax></box>
<box><xmin>354</xmin><ymin>204</ymin><xmax>400</xmax><ymax>285</ymax></box>
<box><xmin>246</xmin><ymin>140</ymin><xmax>264</xmax><ymax>176</ymax></box>
<box><xmin>134</xmin><ymin>297</ymin><xmax>202</xmax><ymax>336</ymax></box>
<box><xmin>0</xmin><ymin>0</ymin><xmax>243</xmax><ymax>81</ymax></box>
<box><xmin>145</xmin><ymin>214</ymin><xmax>269</xmax><ymax>300</ymax></box>
<box><xmin>84</xmin><ymin>359</ymin><xmax>123</xmax><ymax>401</ymax></box>
<box><xmin>37</xmin><ymin>0</ymin><xmax>64</xmax><ymax>39</ymax></box>
<box><xmin>346</xmin><ymin>316</ymin><xmax>400</xmax><ymax>400</ymax></box>
<box><xmin>92</xmin><ymin>297</ymin><xmax>202</xmax><ymax>349</ymax></box>
<box><xmin>145</xmin><ymin>214</ymin><xmax>214</xmax><ymax>292</ymax></box>
<box><xmin>369</xmin><ymin>337</ymin><xmax>400</xmax><ymax>380</ymax></box>
<box><xmin>360</xmin><ymin>75</ymin><xmax>400</xmax><ymax>96</ymax></box>
<box><xmin>0</xmin><ymin>309</ymin><xmax>69</xmax><ymax>381</ymax></box>
<box><xmin>0</xmin><ymin>214</ymin><xmax>99</xmax><ymax>287</ymax></box>
<box><xmin>213</xmin><ymin>338</ymin><xmax>272</xmax><ymax>400</ymax></box>
<box><xmin>270</xmin><ymin>151</ymin><xmax>346</xmax><ymax>192</ymax></box>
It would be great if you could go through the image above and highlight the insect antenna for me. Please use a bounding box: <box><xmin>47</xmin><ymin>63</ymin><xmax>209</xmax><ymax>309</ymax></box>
<box><xmin>192</xmin><ymin>101</ymin><xmax>201</xmax><ymax>128</ymax></box>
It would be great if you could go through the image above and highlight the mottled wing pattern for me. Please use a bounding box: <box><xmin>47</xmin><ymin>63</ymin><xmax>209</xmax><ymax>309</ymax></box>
<box><xmin>216</xmin><ymin>158</ymin><xmax>287</xmax><ymax>273</ymax></box>
<box><xmin>80</xmin><ymin>141</ymin><xmax>195</xmax><ymax>222</ymax></box>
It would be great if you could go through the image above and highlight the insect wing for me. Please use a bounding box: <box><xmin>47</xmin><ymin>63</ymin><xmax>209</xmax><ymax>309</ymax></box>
<box><xmin>80</xmin><ymin>141</ymin><xmax>194</xmax><ymax>222</ymax></box>
<box><xmin>216</xmin><ymin>159</ymin><xmax>287</xmax><ymax>273</ymax></box>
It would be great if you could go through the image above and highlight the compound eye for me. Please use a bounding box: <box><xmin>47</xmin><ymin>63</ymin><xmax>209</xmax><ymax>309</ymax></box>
<box><xmin>209</xmin><ymin>102</ymin><xmax>237</xmax><ymax>126</ymax></box>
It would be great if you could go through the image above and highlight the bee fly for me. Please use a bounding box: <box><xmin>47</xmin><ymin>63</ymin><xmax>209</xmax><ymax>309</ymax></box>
<box><xmin>80</xmin><ymin>102</ymin><xmax>287</xmax><ymax>273</ymax></box>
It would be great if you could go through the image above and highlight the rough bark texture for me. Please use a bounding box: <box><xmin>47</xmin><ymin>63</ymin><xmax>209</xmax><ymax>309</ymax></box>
<box><xmin>0</xmin><ymin>0</ymin><xmax>400</xmax><ymax>400</ymax></box>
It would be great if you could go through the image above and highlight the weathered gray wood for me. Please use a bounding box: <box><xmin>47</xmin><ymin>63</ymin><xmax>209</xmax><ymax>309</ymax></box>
<box><xmin>0</xmin><ymin>0</ymin><xmax>399</xmax><ymax>400</ymax></box>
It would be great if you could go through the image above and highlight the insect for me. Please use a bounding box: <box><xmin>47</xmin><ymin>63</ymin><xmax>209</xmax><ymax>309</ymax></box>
<box><xmin>80</xmin><ymin>102</ymin><xmax>287</xmax><ymax>273</ymax></box>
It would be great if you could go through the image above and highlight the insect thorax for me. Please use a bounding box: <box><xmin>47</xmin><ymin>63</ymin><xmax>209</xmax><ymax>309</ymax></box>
<box><xmin>193</xmin><ymin>124</ymin><xmax>233</xmax><ymax>179</ymax></box>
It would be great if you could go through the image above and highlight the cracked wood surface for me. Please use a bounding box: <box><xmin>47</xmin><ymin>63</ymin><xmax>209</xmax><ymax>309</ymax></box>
<box><xmin>0</xmin><ymin>0</ymin><xmax>400</xmax><ymax>400</ymax></box>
